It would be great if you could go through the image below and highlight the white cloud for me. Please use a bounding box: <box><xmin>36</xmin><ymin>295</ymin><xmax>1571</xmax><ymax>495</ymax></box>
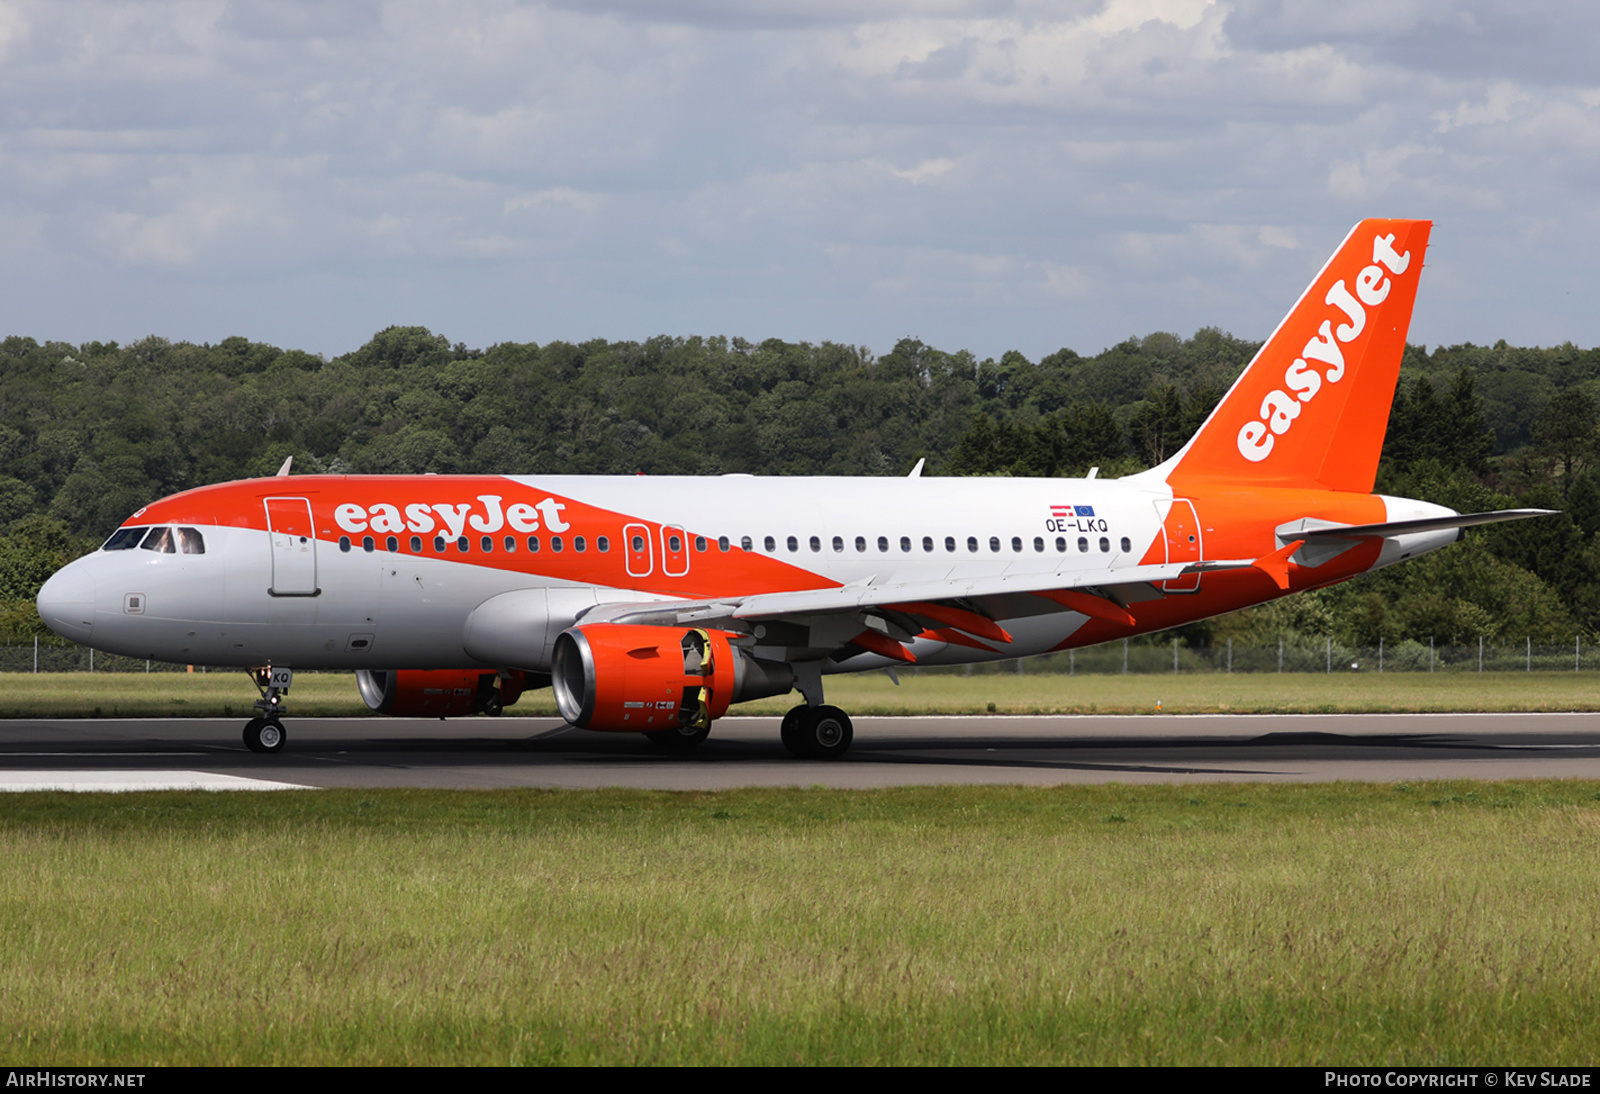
<box><xmin>0</xmin><ymin>0</ymin><xmax>1597</xmax><ymax>358</ymax></box>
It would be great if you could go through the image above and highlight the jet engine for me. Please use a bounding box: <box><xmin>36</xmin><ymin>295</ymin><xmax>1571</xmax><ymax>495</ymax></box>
<box><xmin>356</xmin><ymin>668</ymin><xmax>538</xmax><ymax>717</ymax></box>
<box><xmin>552</xmin><ymin>623</ymin><xmax>793</xmax><ymax>733</ymax></box>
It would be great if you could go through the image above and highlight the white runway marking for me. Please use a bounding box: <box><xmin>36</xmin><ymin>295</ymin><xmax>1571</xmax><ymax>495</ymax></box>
<box><xmin>0</xmin><ymin>770</ymin><xmax>315</xmax><ymax>792</ymax></box>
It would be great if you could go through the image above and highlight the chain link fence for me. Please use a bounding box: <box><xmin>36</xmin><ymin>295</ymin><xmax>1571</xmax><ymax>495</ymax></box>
<box><xmin>917</xmin><ymin>636</ymin><xmax>1600</xmax><ymax>675</ymax></box>
<box><xmin>6</xmin><ymin>635</ymin><xmax>1597</xmax><ymax>675</ymax></box>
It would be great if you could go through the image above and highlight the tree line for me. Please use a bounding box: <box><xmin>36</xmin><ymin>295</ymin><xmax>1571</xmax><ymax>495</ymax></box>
<box><xmin>4</xmin><ymin>325</ymin><xmax>1600</xmax><ymax>650</ymax></box>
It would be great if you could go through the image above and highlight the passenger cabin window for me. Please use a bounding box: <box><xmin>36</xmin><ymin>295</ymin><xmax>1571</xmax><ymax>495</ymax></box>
<box><xmin>694</xmin><ymin>536</ymin><xmax>706</xmax><ymax>552</ymax></box>
<box><xmin>504</xmin><ymin>536</ymin><xmax>517</xmax><ymax>552</ymax></box>
<box><xmin>1033</xmin><ymin>537</ymin><xmax>1044</xmax><ymax>552</ymax></box>
<box><xmin>551</xmin><ymin>536</ymin><xmax>563</xmax><ymax>552</ymax></box>
<box><xmin>387</xmin><ymin>535</ymin><xmax>399</xmax><ymax>552</ymax></box>
<box><xmin>434</xmin><ymin>536</ymin><xmax>446</xmax><ymax>552</ymax></box>
<box><xmin>1078</xmin><ymin>537</ymin><xmax>1089</xmax><ymax>553</ymax></box>
<box><xmin>879</xmin><ymin>536</ymin><xmax>890</xmax><ymax>552</ymax></box>
<box><xmin>103</xmin><ymin>527</ymin><xmax>146</xmax><ymax>551</ymax></box>
<box><xmin>809</xmin><ymin>536</ymin><xmax>821</xmax><ymax>552</ymax></box>
<box><xmin>1120</xmin><ymin>537</ymin><xmax>1131</xmax><ymax>552</ymax></box>
<box><xmin>922</xmin><ymin>536</ymin><xmax>934</xmax><ymax>552</ymax></box>
<box><xmin>740</xmin><ymin>536</ymin><xmax>753</xmax><ymax>551</ymax></box>
<box><xmin>528</xmin><ymin>537</ymin><xmax>540</xmax><ymax>552</ymax></box>
<box><xmin>902</xmin><ymin>536</ymin><xmax>912</xmax><ymax>552</ymax></box>
<box><xmin>832</xmin><ymin>536</ymin><xmax>843</xmax><ymax>552</ymax></box>
<box><xmin>575</xmin><ymin>536</ymin><xmax>587</xmax><ymax>552</ymax></box>
<box><xmin>412</xmin><ymin>536</ymin><xmax>423</xmax><ymax>552</ymax></box>
<box><xmin>765</xmin><ymin>536</ymin><xmax>776</xmax><ymax>552</ymax></box>
<box><xmin>786</xmin><ymin>536</ymin><xmax>798</xmax><ymax>552</ymax></box>
<box><xmin>339</xmin><ymin>536</ymin><xmax>352</xmax><ymax>553</ymax></box>
<box><xmin>480</xmin><ymin>536</ymin><xmax>493</xmax><ymax>552</ymax></box>
<box><xmin>598</xmin><ymin>536</ymin><xmax>611</xmax><ymax>552</ymax></box>
<box><xmin>362</xmin><ymin>536</ymin><xmax>375</xmax><ymax>553</ymax></box>
<box><xmin>1099</xmin><ymin>536</ymin><xmax>1110</xmax><ymax>553</ymax></box>
<box><xmin>457</xmin><ymin>536</ymin><xmax>469</xmax><ymax>552</ymax></box>
<box><xmin>718</xmin><ymin>536</ymin><xmax>730</xmax><ymax>551</ymax></box>
<box><xmin>1055</xmin><ymin>537</ymin><xmax>1067</xmax><ymax>552</ymax></box>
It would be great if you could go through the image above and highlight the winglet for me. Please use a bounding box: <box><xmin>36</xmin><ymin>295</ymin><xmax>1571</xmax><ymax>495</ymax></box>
<box><xmin>1253</xmin><ymin>539</ymin><xmax>1305</xmax><ymax>591</ymax></box>
<box><xmin>276</xmin><ymin>455</ymin><xmax>293</xmax><ymax>477</ymax></box>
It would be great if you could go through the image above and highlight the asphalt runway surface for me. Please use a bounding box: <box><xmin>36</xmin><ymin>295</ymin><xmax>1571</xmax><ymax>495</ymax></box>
<box><xmin>3</xmin><ymin>712</ymin><xmax>1600</xmax><ymax>790</ymax></box>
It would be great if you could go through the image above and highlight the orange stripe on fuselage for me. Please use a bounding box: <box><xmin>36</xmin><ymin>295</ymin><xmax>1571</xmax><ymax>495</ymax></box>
<box><xmin>124</xmin><ymin>475</ymin><xmax>839</xmax><ymax>600</ymax></box>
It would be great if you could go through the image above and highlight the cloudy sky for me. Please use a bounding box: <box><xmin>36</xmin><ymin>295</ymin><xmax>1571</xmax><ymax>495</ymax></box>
<box><xmin>1</xmin><ymin>0</ymin><xmax>1596</xmax><ymax>361</ymax></box>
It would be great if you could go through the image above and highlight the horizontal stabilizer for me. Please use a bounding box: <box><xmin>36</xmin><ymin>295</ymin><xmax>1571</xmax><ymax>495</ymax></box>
<box><xmin>1290</xmin><ymin>509</ymin><xmax>1556</xmax><ymax>542</ymax></box>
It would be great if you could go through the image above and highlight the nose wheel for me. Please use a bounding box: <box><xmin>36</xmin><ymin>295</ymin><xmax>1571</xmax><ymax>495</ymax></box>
<box><xmin>243</xmin><ymin>717</ymin><xmax>286</xmax><ymax>753</ymax></box>
<box><xmin>243</xmin><ymin>665</ymin><xmax>292</xmax><ymax>754</ymax></box>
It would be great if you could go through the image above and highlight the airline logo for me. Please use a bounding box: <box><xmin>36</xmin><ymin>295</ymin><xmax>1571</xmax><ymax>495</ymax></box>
<box><xmin>1235</xmin><ymin>231</ymin><xmax>1414</xmax><ymax>464</ymax></box>
<box><xmin>332</xmin><ymin>494</ymin><xmax>571</xmax><ymax>537</ymax></box>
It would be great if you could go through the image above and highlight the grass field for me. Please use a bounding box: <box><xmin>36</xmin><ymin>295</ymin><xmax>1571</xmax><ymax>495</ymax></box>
<box><xmin>3</xmin><ymin>782</ymin><xmax>1599</xmax><ymax>1065</ymax></box>
<box><xmin>2</xmin><ymin>668</ymin><xmax>1599</xmax><ymax>719</ymax></box>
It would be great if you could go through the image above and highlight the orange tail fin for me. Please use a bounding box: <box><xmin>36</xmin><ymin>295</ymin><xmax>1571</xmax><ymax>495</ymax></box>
<box><xmin>1163</xmin><ymin>219</ymin><xmax>1431</xmax><ymax>493</ymax></box>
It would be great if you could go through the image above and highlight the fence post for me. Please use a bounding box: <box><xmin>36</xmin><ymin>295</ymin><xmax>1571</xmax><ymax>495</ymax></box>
<box><xmin>1069</xmin><ymin>649</ymin><xmax>1075</xmax><ymax>677</ymax></box>
<box><xmin>1379</xmin><ymin>636</ymin><xmax>1384</xmax><ymax>673</ymax></box>
<box><xmin>1577</xmin><ymin>635</ymin><xmax>1581</xmax><ymax>672</ymax></box>
<box><xmin>1278</xmin><ymin>636</ymin><xmax>1283</xmax><ymax>673</ymax></box>
<box><xmin>1429</xmin><ymin>637</ymin><xmax>1434</xmax><ymax>673</ymax></box>
<box><xmin>1528</xmin><ymin>636</ymin><xmax>1532</xmax><ymax>672</ymax></box>
<box><xmin>33</xmin><ymin>635</ymin><xmax>37</xmax><ymax>675</ymax></box>
<box><xmin>1479</xmin><ymin>636</ymin><xmax>1483</xmax><ymax>673</ymax></box>
<box><xmin>1173</xmin><ymin>638</ymin><xmax>1179</xmax><ymax>674</ymax></box>
<box><xmin>1326</xmin><ymin>636</ymin><xmax>1331</xmax><ymax>674</ymax></box>
<box><xmin>1122</xmin><ymin>638</ymin><xmax>1128</xmax><ymax>675</ymax></box>
<box><xmin>1227</xmin><ymin>637</ymin><xmax>1233</xmax><ymax>673</ymax></box>
<box><xmin>89</xmin><ymin>648</ymin><xmax>93</xmax><ymax>673</ymax></box>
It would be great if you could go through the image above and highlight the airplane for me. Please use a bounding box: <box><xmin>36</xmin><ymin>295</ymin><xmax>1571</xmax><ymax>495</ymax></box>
<box><xmin>34</xmin><ymin>218</ymin><xmax>1551</xmax><ymax>758</ymax></box>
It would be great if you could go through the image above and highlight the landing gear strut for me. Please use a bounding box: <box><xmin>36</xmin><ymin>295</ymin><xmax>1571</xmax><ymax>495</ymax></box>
<box><xmin>780</xmin><ymin>704</ymin><xmax>853</xmax><ymax>759</ymax></box>
<box><xmin>243</xmin><ymin>666</ymin><xmax>292</xmax><ymax>754</ymax></box>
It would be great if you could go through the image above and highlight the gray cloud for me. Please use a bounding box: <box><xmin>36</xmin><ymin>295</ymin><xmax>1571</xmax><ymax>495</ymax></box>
<box><xmin>0</xmin><ymin>0</ymin><xmax>1596</xmax><ymax>362</ymax></box>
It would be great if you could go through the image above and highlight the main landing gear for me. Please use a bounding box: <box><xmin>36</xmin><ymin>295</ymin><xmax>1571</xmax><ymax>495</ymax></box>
<box><xmin>243</xmin><ymin>666</ymin><xmax>292</xmax><ymax>754</ymax></box>
<box><xmin>780</xmin><ymin>704</ymin><xmax>854</xmax><ymax>759</ymax></box>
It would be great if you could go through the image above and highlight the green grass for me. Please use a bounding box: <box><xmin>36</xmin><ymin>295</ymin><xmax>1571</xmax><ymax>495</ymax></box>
<box><xmin>3</xmin><ymin>783</ymin><xmax>1600</xmax><ymax>1064</ymax></box>
<box><xmin>3</xmin><ymin>669</ymin><xmax>1600</xmax><ymax>719</ymax></box>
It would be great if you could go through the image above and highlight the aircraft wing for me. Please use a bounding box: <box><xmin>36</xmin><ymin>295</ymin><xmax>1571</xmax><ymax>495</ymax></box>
<box><xmin>588</xmin><ymin>557</ymin><xmax>1258</xmax><ymax>634</ymax></box>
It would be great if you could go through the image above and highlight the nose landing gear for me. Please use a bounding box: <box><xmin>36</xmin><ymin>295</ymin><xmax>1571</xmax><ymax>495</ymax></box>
<box><xmin>243</xmin><ymin>665</ymin><xmax>292</xmax><ymax>754</ymax></box>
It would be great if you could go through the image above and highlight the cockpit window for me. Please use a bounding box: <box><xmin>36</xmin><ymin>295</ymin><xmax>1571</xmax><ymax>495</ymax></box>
<box><xmin>103</xmin><ymin>527</ymin><xmax>146</xmax><ymax>551</ymax></box>
<box><xmin>140</xmin><ymin>527</ymin><xmax>177</xmax><ymax>553</ymax></box>
<box><xmin>133</xmin><ymin>526</ymin><xmax>205</xmax><ymax>555</ymax></box>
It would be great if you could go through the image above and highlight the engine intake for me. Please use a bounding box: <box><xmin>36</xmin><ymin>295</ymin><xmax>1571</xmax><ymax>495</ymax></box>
<box><xmin>552</xmin><ymin>623</ymin><xmax>793</xmax><ymax>732</ymax></box>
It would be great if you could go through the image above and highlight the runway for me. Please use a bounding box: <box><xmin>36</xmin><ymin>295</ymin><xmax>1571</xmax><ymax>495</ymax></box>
<box><xmin>2</xmin><ymin>712</ymin><xmax>1600</xmax><ymax>789</ymax></box>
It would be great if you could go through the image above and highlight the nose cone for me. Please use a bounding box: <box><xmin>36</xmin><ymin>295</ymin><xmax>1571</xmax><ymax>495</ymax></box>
<box><xmin>37</xmin><ymin>561</ymin><xmax>95</xmax><ymax>643</ymax></box>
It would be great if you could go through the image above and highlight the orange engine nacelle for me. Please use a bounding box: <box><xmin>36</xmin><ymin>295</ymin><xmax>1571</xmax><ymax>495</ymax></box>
<box><xmin>356</xmin><ymin>668</ymin><xmax>522</xmax><ymax>717</ymax></box>
<box><xmin>552</xmin><ymin>624</ymin><xmax>792</xmax><ymax>732</ymax></box>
